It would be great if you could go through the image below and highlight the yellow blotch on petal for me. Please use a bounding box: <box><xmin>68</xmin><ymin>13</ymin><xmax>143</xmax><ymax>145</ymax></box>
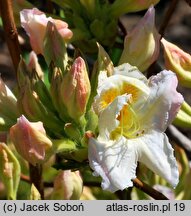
<box><xmin>99</xmin><ymin>83</ymin><xmax>143</xmax><ymax>112</ymax></box>
<box><xmin>100</xmin><ymin>88</ymin><xmax>119</xmax><ymax>110</ymax></box>
<box><xmin>121</xmin><ymin>83</ymin><xmax>140</xmax><ymax>103</ymax></box>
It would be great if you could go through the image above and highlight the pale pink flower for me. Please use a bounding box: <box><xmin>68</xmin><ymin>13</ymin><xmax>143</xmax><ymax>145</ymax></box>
<box><xmin>10</xmin><ymin>115</ymin><xmax>52</xmax><ymax>166</ymax></box>
<box><xmin>20</xmin><ymin>8</ymin><xmax>73</xmax><ymax>54</ymax></box>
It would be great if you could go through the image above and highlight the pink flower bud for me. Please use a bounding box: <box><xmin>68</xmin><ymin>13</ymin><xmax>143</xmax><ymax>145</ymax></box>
<box><xmin>10</xmin><ymin>115</ymin><xmax>52</xmax><ymax>166</ymax></box>
<box><xmin>20</xmin><ymin>8</ymin><xmax>73</xmax><ymax>55</ymax></box>
<box><xmin>28</xmin><ymin>51</ymin><xmax>44</xmax><ymax>79</ymax></box>
<box><xmin>51</xmin><ymin>170</ymin><xmax>83</xmax><ymax>200</ymax></box>
<box><xmin>161</xmin><ymin>38</ymin><xmax>191</xmax><ymax>87</ymax></box>
<box><xmin>119</xmin><ymin>6</ymin><xmax>160</xmax><ymax>72</ymax></box>
<box><xmin>61</xmin><ymin>57</ymin><xmax>91</xmax><ymax>120</ymax></box>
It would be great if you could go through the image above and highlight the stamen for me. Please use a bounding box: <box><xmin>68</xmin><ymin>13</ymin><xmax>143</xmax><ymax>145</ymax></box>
<box><xmin>121</xmin><ymin>104</ymin><xmax>140</xmax><ymax>138</ymax></box>
<box><xmin>110</xmin><ymin>103</ymin><xmax>141</xmax><ymax>140</ymax></box>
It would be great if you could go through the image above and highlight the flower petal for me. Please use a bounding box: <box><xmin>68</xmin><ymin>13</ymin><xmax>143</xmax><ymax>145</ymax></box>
<box><xmin>139</xmin><ymin>70</ymin><xmax>184</xmax><ymax>131</ymax></box>
<box><xmin>94</xmin><ymin>74</ymin><xmax>149</xmax><ymax>114</ymax></box>
<box><xmin>88</xmin><ymin>136</ymin><xmax>137</xmax><ymax>192</ymax></box>
<box><xmin>10</xmin><ymin>115</ymin><xmax>52</xmax><ymax>166</ymax></box>
<box><xmin>137</xmin><ymin>130</ymin><xmax>179</xmax><ymax>188</ymax></box>
<box><xmin>98</xmin><ymin>94</ymin><xmax>130</xmax><ymax>140</ymax></box>
<box><xmin>113</xmin><ymin>63</ymin><xmax>148</xmax><ymax>84</ymax></box>
<box><xmin>88</xmin><ymin>130</ymin><xmax>179</xmax><ymax>192</ymax></box>
<box><xmin>20</xmin><ymin>8</ymin><xmax>48</xmax><ymax>54</ymax></box>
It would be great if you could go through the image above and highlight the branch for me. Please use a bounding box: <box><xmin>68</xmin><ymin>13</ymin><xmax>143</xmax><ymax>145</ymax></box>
<box><xmin>132</xmin><ymin>178</ymin><xmax>169</xmax><ymax>200</ymax></box>
<box><xmin>29</xmin><ymin>164</ymin><xmax>44</xmax><ymax>199</ymax></box>
<box><xmin>21</xmin><ymin>174</ymin><xmax>169</xmax><ymax>200</ymax></box>
<box><xmin>21</xmin><ymin>173</ymin><xmax>53</xmax><ymax>187</ymax></box>
<box><xmin>184</xmin><ymin>0</ymin><xmax>191</xmax><ymax>6</ymax></box>
<box><xmin>20</xmin><ymin>173</ymin><xmax>30</xmax><ymax>183</ymax></box>
<box><xmin>166</xmin><ymin>125</ymin><xmax>191</xmax><ymax>153</ymax></box>
<box><xmin>84</xmin><ymin>178</ymin><xmax>168</xmax><ymax>200</ymax></box>
<box><xmin>159</xmin><ymin>0</ymin><xmax>180</xmax><ymax>38</ymax></box>
<box><xmin>0</xmin><ymin>0</ymin><xmax>21</xmax><ymax>74</ymax></box>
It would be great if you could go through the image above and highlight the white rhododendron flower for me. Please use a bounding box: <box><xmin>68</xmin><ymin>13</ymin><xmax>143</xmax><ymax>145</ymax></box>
<box><xmin>88</xmin><ymin>63</ymin><xmax>184</xmax><ymax>192</ymax></box>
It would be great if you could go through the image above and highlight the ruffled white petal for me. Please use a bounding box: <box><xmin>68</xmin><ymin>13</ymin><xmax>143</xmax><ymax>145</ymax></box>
<box><xmin>88</xmin><ymin>130</ymin><xmax>178</xmax><ymax>192</ymax></box>
<box><xmin>98</xmin><ymin>94</ymin><xmax>130</xmax><ymax>140</ymax></box>
<box><xmin>139</xmin><ymin>70</ymin><xmax>184</xmax><ymax>132</ymax></box>
<box><xmin>113</xmin><ymin>63</ymin><xmax>148</xmax><ymax>84</ymax></box>
<box><xmin>137</xmin><ymin>130</ymin><xmax>179</xmax><ymax>188</ymax></box>
<box><xmin>88</xmin><ymin>136</ymin><xmax>137</xmax><ymax>192</ymax></box>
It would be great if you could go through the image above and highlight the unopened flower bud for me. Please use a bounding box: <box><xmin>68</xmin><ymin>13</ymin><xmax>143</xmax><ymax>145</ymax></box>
<box><xmin>20</xmin><ymin>8</ymin><xmax>72</xmax><ymax>55</ymax></box>
<box><xmin>10</xmin><ymin>115</ymin><xmax>52</xmax><ymax>166</ymax></box>
<box><xmin>29</xmin><ymin>184</ymin><xmax>41</xmax><ymax>200</ymax></box>
<box><xmin>161</xmin><ymin>38</ymin><xmax>191</xmax><ymax>88</ymax></box>
<box><xmin>51</xmin><ymin>170</ymin><xmax>83</xmax><ymax>200</ymax></box>
<box><xmin>60</xmin><ymin>57</ymin><xmax>91</xmax><ymax>120</ymax></box>
<box><xmin>0</xmin><ymin>143</ymin><xmax>21</xmax><ymax>200</ymax></box>
<box><xmin>0</xmin><ymin>78</ymin><xmax>19</xmax><ymax>130</ymax></box>
<box><xmin>28</xmin><ymin>51</ymin><xmax>44</xmax><ymax>80</ymax></box>
<box><xmin>80</xmin><ymin>186</ymin><xmax>96</xmax><ymax>200</ymax></box>
<box><xmin>18</xmin><ymin>80</ymin><xmax>45</xmax><ymax>121</ymax></box>
<box><xmin>119</xmin><ymin>6</ymin><xmax>160</xmax><ymax>72</ymax></box>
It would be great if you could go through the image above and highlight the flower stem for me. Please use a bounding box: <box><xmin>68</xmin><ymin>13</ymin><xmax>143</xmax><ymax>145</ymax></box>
<box><xmin>132</xmin><ymin>178</ymin><xmax>169</xmax><ymax>200</ymax></box>
<box><xmin>0</xmin><ymin>0</ymin><xmax>21</xmax><ymax>74</ymax></box>
<box><xmin>29</xmin><ymin>163</ymin><xmax>44</xmax><ymax>199</ymax></box>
